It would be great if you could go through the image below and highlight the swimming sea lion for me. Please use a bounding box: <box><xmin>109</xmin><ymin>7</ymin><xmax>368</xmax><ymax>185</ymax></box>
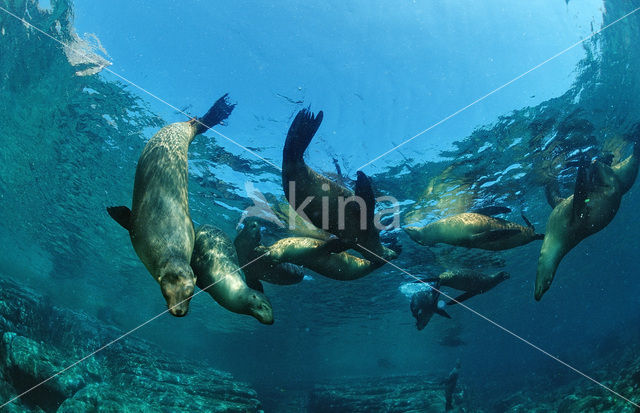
<box><xmin>254</xmin><ymin>237</ymin><xmax>378</xmax><ymax>281</ymax></box>
<box><xmin>107</xmin><ymin>94</ymin><xmax>235</xmax><ymax>316</ymax></box>
<box><xmin>235</xmin><ymin>219</ymin><xmax>376</xmax><ymax>284</ymax></box>
<box><xmin>191</xmin><ymin>225</ymin><xmax>273</xmax><ymax>324</ymax></box>
<box><xmin>417</xmin><ymin>270</ymin><xmax>510</xmax><ymax>305</ymax></box>
<box><xmin>404</xmin><ymin>212</ymin><xmax>543</xmax><ymax>251</ymax></box>
<box><xmin>234</xmin><ymin>219</ymin><xmax>305</xmax><ymax>292</ymax></box>
<box><xmin>535</xmin><ymin>143</ymin><xmax>639</xmax><ymax>301</ymax></box>
<box><xmin>281</xmin><ymin>109</ymin><xmax>398</xmax><ymax>263</ymax></box>
<box><xmin>410</xmin><ymin>281</ymin><xmax>451</xmax><ymax>331</ymax></box>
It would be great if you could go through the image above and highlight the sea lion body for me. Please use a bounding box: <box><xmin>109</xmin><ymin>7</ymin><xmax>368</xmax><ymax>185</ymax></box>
<box><xmin>437</xmin><ymin>269</ymin><xmax>510</xmax><ymax>304</ymax></box>
<box><xmin>282</xmin><ymin>109</ymin><xmax>398</xmax><ymax>263</ymax></box>
<box><xmin>405</xmin><ymin>212</ymin><xmax>543</xmax><ymax>251</ymax></box>
<box><xmin>191</xmin><ymin>225</ymin><xmax>273</xmax><ymax>324</ymax></box>
<box><xmin>535</xmin><ymin>149</ymin><xmax>639</xmax><ymax>300</ymax></box>
<box><xmin>257</xmin><ymin>237</ymin><xmax>376</xmax><ymax>281</ymax></box>
<box><xmin>107</xmin><ymin>95</ymin><xmax>235</xmax><ymax>316</ymax></box>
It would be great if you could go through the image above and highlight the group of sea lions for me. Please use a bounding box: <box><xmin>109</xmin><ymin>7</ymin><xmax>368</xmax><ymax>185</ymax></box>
<box><xmin>107</xmin><ymin>96</ymin><xmax>639</xmax><ymax>329</ymax></box>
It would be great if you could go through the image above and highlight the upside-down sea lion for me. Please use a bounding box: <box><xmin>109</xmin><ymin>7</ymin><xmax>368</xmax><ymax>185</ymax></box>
<box><xmin>535</xmin><ymin>142</ymin><xmax>639</xmax><ymax>301</ymax></box>
<box><xmin>410</xmin><ymin>281</ymin><xmax>451</xmax><ymax>331</ymax></box>
<box><xmin>107</xmin><ymin>94</ymin><xmax>235</xmax><ymax>316</ymax></box>
<box><xmin>281</xmin><ymin>109</ymin><xmax>398</xmax><ymax>263</ymax></box>
<box><xmin>417</xmin><ymin>269</ymin><xmax>510</xmax><ymax>305</ymax></box>
<box><xmin>191</xmin><ymin>225</ymin><xmax>273</xmax><ymax>324</ymax></box>
<box><xmin>404</xmin><ymin>212</ymin><xmax>543</xmax><ymax>251</ymax></box>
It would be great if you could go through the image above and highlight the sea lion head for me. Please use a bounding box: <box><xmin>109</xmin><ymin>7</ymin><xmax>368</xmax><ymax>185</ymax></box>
<box><xmin>245</xmin><ymin>290</ymin><xmax>274</xmax><ymax>325</ymax></box>
<box><xmin>159</xmin><ymin>262</ymin><xmax>196</xmax><ymax>317</ymax></box>
<box><xmin>234</xmin><ymin>218</ymin><xmax>262</xmax><ymax>257</ymax></box>
<box><xmin>403</xmin><ymin>226</ymin><xmax>433</xmax><ymax>247</ymax></box>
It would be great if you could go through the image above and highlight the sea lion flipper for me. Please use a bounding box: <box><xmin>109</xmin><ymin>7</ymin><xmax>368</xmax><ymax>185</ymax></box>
<box><xmin>471</xmin><ymin>229</ymin><xmax>520</xmax><ymax>242</ymax></box>
<box><xmin>283</xmin><ymin>109</ymin><xmax>324</xmax><ymax>163</ymax></box>
<box><xmin>520</xmin><ymin>213</ymin><xmax>534</xmax><ymax>230</ymax></box>
<box><xmin>107</xmin><ymin>206</ymin><xmax>132</xmax><ymax>231</ymax></box>
<box><xmin>355</xmin><ymin>171</ymin><xmax>376</xmax><ymax>229</ymax></box>
<box><xmin>435</xmin><ymin>307</ymin><xmax>452</xmax><ymax>319</ymax></box>
<box><xmin>194</xmin><ymin>93</ymin><xmax>236</xmax><ymax>135</ymax></box>
<box><xmin>447</xmin><ymin>291</ymin><xmax>477</xmax><ymax>305</ymax></box>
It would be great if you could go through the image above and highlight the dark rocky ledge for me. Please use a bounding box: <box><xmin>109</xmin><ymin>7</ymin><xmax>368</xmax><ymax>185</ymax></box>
<box><xmin>0</xmin><ymin>278</ymin><xmax>261</xmax><ymax>412</ymax></box>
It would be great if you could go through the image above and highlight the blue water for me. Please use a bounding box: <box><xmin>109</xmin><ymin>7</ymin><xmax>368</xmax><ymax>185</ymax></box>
<box><xmin>1</xmin><ymin>0</ymin><xmax>640</xmax><ymax>411</ymax></box>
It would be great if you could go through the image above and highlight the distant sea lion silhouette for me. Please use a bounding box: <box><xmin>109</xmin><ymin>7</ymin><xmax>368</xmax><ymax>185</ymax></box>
<box><xmin>191</xmin><ymin>225</ymin><xmax>273</xmax><ymax>324</ymax></box>
<box><xmin>281</xmin><ymin>109</ymin><xmax>398</xmax><ymax>263</ymax></box>
<box><xmin>107</xmin><ymin>94</ymin><xmax>235</xmax><ymax>316</ymax></box>
<box><xmin>404</xmin><ymin>212</ymin><xmax>543</xmax><ymax>251</ymax></box>
<box><xmin>416</xmin><ymin>269</ymin><xmax>510</xmax><ymax>304</ymax></box>
<box><xmin>535</xmin><ymin>142</ymin><xmax>639</xmax><ymax>301</ymax></box>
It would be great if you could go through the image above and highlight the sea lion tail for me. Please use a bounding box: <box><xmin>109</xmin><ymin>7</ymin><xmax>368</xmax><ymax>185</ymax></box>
<box><xmin>534</xmin><ymin>233</ymin><xmax>545</xmax><ymax>240</ymax></box>
<box><xmin>283</xmin><ymin>108</ymin><xmax>324</xmax><ymax>163</ymax></box>
<box><xmin>194</xmin><ymin>93</ymin><xmax>236</xmax><ymax>135</ymax></box>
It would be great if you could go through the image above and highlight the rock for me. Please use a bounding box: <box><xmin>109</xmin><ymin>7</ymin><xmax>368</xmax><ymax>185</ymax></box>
<box><xmin>0</xmin><ymin>278</ymin><xmax>261</xmax><ymax>412</ymax></box>
<box><xmin>309</xmin><ymin>375</ymin><xmax>468</xmax><ymax>413</ymax></box>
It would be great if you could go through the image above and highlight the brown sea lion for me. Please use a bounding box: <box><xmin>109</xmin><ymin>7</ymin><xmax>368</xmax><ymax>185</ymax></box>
<box><xmin>235</xmin><ymin>219</ymin><xmax>377</xmax><ymax>285</ymax></box>
<box><xmin>535</xmin><ymin>143</ymin><xmax>639</xmax><ymax>301</ymax></box>
<box><xmin>107</xmin><ymin>94</ymin><xmax>235</xmax><ymax>316</ymax></box>
<box><xmin>191</xmin><ymin>225</ymin><xmax>273</xmax><ymax>324</ymax></box>
<box><xmin>281</xmin><ymin>109</ymin><xmax>398</xmax><ymax>263</ymax></box>
<box><xmin>417</xmin><ymin>269</ymin><xmax>510</xmax><ymax>305</ymax></box>
<box><xmin>404</xmin><ymin>212</ymin><xmax>543</xmax><ymax>251</ymax></box>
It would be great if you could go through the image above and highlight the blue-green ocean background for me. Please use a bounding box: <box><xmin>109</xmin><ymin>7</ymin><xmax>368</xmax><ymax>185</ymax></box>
<box><xmin>1</xmin><ymin>0</ymin><xmax>640</xmax><ymax>410</ymax></box>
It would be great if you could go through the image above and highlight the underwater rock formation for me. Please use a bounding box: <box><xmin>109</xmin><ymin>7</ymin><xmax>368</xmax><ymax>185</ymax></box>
<box><xmin>309</xmin><ymin>374</ymin><xmax>467</xmax><ymax>412</ymax></box>
<box><xmin>0</xmin><ymin>278</ymin><xmax>261</xmax><ymax>412</ymax></box>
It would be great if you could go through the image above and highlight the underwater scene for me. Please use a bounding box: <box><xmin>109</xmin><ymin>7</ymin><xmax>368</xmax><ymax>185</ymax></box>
<box><xmin>1</xmin><ymin>0</ymin><xmax>640</xmax><ymax>411</ymax></box>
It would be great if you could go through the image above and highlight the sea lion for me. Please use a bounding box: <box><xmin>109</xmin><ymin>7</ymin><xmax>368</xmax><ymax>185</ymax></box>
<box><xmin>235</xmin><ymin>219</ymin><xmax>377</xmax><ymax>284</ymax></box>
<box><xmin>404</xmin><ymin>212</ymin><xmax>544</xmax><ymax>251</ymax></box>
<box><xmin>234</xmin><ymin>219</ymin><xmax>305</xmax><ymax>292</ymax></box>
<box><xmin>191</xmin><ymin>225</ymin><xmax>273</xmax><ymax>324</ymax></box>
<box><xmin>107</xmin><ymin>94</ymin><xmax>235</xmax><ymax>316</ymax></box>
<box><xmin>410</xmin><ymin>281</ymin><xmax>451</xmax><ymax>330</ymax></box>
<box><xmin>281</xmin><ymin>109</ymin><xmax>398</xmax><ymax>263</ymax></box>
<box><xmin>535</xmin><ymin>143</ymin><xmax>639</xmax><ymax>301</ymax></box>
<box><xmin>255</xmin><ymin>237</ymin><xmax>378</xmax><ymax>281</ymax></box>
<box><xmin>417</xmin><ymin>269</ymin><xmax>510</xmax><ymax>305</ymax></box>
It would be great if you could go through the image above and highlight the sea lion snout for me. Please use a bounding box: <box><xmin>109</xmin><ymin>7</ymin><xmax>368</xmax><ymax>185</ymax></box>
<box><xmin>160</xmin><ymin>271</ymin><xmax>196</xmax><ymax>317</ymax></box>
<box><xmin>248</xmin><ymin>291</ymin><xmax>274</xmax><ymax>325</ymax></box>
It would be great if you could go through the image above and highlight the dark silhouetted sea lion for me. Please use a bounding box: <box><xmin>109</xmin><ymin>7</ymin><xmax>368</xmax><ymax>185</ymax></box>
<box><xmin>417</xmin><ymin>269</ymin><xmax>510</xmax><ymax>305</ymax></box>
<box><xmin>281</xmin><ymin>109</ymin><xmax>398</xmax><ymax>263</ymax></box>
<box><xmin>191</xmin><ymin>225</ymin><xmax>273</xmax><ymax>324</ymax></box>
<box><xmin>535</xmin><ymin>143</ymin><xmax>639</xmax><ymax>300</ymax></box>
<box><xmin>107</xmin><ymin>94</ymin><xmax>235</xmax><ymax>316</ymax></box>
<box><xmin>410</xmin><ymin>281</ymin><xmax>451</xmax><ymax>330</ymax></box>
<box><xmin>234</xmin><ymin>219</ymin><xmax>305</xmax><ymax>292</ymax></box>
<box><xmin>404</xmin><ymin>212</ymin><xmax>543</xmax><ymax>251</ymax></box>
